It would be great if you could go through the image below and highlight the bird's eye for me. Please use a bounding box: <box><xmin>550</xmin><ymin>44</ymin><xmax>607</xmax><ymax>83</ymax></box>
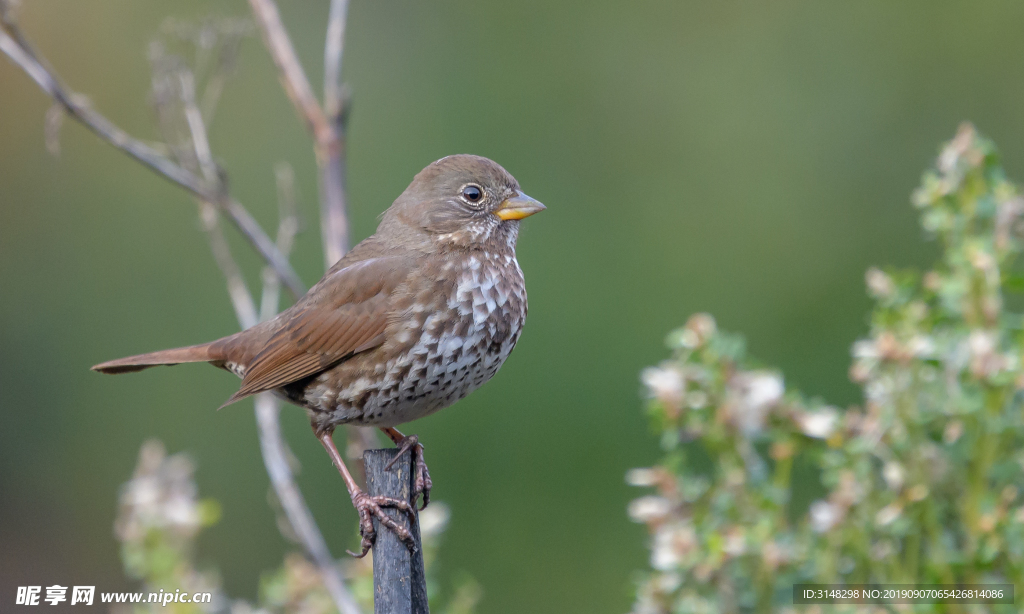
<box><xmin>461</xmin><ymin>185</ymin><xmax>483</xmax><ymax>203</ymax></box>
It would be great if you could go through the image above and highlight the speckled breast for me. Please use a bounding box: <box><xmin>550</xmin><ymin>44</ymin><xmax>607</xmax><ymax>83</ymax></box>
<box><xmin>301</xmin><ymin>250</ymin><xmax>527</xmax><ymax>429</ymax></box>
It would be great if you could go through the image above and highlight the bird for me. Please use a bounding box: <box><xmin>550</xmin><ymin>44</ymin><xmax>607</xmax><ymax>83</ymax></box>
<box><xmin>92</xmin><ymin>154</ymin><xmax>545</xmax><ymax>557</ymax></box>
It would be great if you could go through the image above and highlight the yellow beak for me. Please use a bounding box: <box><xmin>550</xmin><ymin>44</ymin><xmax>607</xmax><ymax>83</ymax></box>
<box><xmin>495</xmin><ymin>191</ymin><xmax>546</xmax><ymax>221</ymax></box>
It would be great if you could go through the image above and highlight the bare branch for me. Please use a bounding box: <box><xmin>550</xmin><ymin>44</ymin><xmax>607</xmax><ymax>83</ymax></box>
<box><xmin>320</xmin><ymin>0</ymin><xmax>352</xmax><ymax>269</ymax></box>
<box><xmin>247</xmin><ymin>0</ymin><xmax>331</xmax><ymax>144</ymax></box>
<box><xmin>177</xmin><ymin>70</ymin><xmax>260</xmax><ymax>328</ymax></box>
<box><xmin>0</xmin><ymin>16</ymin><xmax>305</xmax><ymax>299</ymax></box>
<box><xmin>317</xmin><ymin>142</ymin><xmax>350</xmax><ymax>268</ymax></box>
<box><xmin>200</xmin><ymin>203</ymin><xmax>260</xmax><ymax>327</ymax></box>
<box><xmin>324</xmin><ymin>0</ymin><xmax>349</xmax><ymax>119</ymax></box>
<box><xmin>247</xmin><ymin>0</ymin><xmax>350</xmax><ymax>268</ymax></box>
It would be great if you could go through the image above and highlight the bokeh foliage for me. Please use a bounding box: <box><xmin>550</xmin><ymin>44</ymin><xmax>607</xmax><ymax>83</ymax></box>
<box><xmin>630</xmin><ymin>125</ymin><xmax>1024</xmax><ymax>613</ymax></box>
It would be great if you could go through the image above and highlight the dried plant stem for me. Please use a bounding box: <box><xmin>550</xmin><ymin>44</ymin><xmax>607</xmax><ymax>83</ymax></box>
<box><xmin>178</xmin><ymin>71</ymin><xmax>261</xmax><ymax>328</ymax></box>
<box><xmin>324</xmin><ymin>0</ymin><xmax>350</xmax><ymax>120</ymax></box>
<box><xmin>247</xmin><ymin>0</ymin><xmax>350</xmax><ymax>268</ymax></box>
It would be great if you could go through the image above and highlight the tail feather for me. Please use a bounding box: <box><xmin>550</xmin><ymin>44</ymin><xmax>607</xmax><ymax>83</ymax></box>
<box><xmin>91</xmin><ymin>343</ymin><xmax>219</xmax><ymax>374</ymax></box>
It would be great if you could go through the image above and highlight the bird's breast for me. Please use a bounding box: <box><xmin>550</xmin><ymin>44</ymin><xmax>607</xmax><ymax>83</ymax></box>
<box><xmin>305</xmin><ymin>250</ymin><xmax>527</xmax><ymax>428</ymax></box>
<box><xmin>450</xmin><ymin>250</ymin><xmax>527</xmax><ymax>337</ymax></box>
<box><xmin>395</xmin><ymin>249</ymin><xmax>527</xmax><ymax>400</ymax></box>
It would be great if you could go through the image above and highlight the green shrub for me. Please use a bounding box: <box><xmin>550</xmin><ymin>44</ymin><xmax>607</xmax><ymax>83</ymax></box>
<box><xmin>629</xmin><ymin>124</ymin><xmax>1024</xmax><ymax>613</ymax></box>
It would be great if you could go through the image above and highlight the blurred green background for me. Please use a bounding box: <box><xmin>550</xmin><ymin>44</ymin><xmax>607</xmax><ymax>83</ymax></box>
<box><xmin>4</xmin><ymin>1</ymin><xmax>1024</xmax><ymax>612</ymax></box>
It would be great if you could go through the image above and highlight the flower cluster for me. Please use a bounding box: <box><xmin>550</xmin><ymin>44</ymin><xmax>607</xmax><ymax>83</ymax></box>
<box><xmin>629</xmin><ymin>124</ymin><xmax>1024</xmax><ymax>613</ymax></box>
<box><xmin>114</xmin><ymin>440</ymin><xmax>225</xmax><ymax>613</ymax></box>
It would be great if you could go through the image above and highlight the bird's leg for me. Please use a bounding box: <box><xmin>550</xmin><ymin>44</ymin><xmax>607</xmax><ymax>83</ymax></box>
<box><xmin>315</xmin><ymin>427</ymin><xmax>418</xmax><ymax>558</ymax></box>
<box><xmin>380</xmin><ymin>426</ymin><xmax>432</xmax><ymax>510</ymax></box>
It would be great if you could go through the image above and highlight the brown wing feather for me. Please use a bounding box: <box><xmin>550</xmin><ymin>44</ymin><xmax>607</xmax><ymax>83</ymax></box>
<box><xmin>220</xmin><ymin>256</ymin><xmax>406</xmax><ymax>407</ymax></box>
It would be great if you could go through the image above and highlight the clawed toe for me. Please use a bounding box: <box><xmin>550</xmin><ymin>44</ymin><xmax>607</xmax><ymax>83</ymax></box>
<box><xmin>413</xmin><ymin>453</ymin><xmax>432</xmax><ymax>510</ymax></box>
<box><xmin>346</xmin><ymin>491</ymin><xmax>418</xmax><ymax>558</ymax></box>
<box><xmin>383</xmin><ymin>433</ymin><xmax>433</xmax><ymax>510</ymax></box>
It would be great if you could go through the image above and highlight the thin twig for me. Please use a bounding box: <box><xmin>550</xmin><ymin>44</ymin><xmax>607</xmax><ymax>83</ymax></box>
<box><xmin>317</xmin><ymin>126</ymin><xmax>351</xmax><ymax>269</ymax></box>
<box><xmin>247</xmin><ymin>0</ymin><xmax>331</xmax><ymax>144</ymax></box>
<box><xmin>324</xmin><ymin>0</ymin><xmax>349</xmax><ymax>120</ymax></box>
<box><xmin>321</xmin><ymin>0</ymin><xmax>352</xmax><ymax>269</ymax></box>
<box><xmin>178</xmin><ymin>71</ymin><xmax>260</xmax><ymax>328</ymax></box>
<box><xmin>0</xmin><ymin>16</ymin><xmax>305</xmax><ymax>299</ymax></box>
<box><xmin>247</xmin><ymin>0</ymin><xmax>350</xmax><ymax>267</ymax></box>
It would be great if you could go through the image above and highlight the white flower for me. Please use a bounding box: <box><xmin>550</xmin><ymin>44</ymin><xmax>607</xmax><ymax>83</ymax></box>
<box><xmin>727</xmin><ymin>371</ymin><xmax>784</xmax><ymax>434</ymax></box>
<box><xmin>651</xmin><ymin>528</ymin><xmax>680</xmax><ymax>570</ymax></box>
<box><xmin>799</xmin><ymin>407</ymin><xmax>839</xmax><ymax>439</ymax></box>
<box><xmin>650</xmin><ymin>522</ymin><xmax>695</xmax><ymax>571</ymax></box>
<box><xmin>810</xmin><ymin>500</ymin><xmax>840</xmax><ymax>533</ymax></box>
<box><xmin>625</xmin><ymin>468</ymin><xmax>660</xmax><ymax>487</ymax></box>
<box><xmin>641</xmin><ymin>365</ymin><xmax>684</xmax><ymax>406</ymax></box>
<box><xmin>115</xmin><ymin>440</ymin><xmax>203</xmax><ymax>542</ymax></box>
<box><xmin>865</xmin><ymin>268</ymin><xmax>894</xmax><ymax>298</ymax></box>
<box><xmin>852</xmin><ymin>339</ymin><xmax>879</xmax><ymax>360</ymax></box>
<box><xmin>969</xmin><ymin>330</ymin><xmax>996</xmax><ymax>355</ymax></box>
<box><xmin>745</xmin><ymin>372</ymin><xmax>784</xmax><ymax>408</ymax></box>
<box><xmin>628</xmin><ymin>496</ymin><xmax>672</xmax><ymax>523</ymax></box>
<box><xmin>864</xmin><ymin>379</ymin><xmax>890</xmax><ymax>405</ymax></box>
<box><xmin>678</xmin><ymin>328</ymin><xmax>701</xmax><ymax>349</ymax></box>
<box><xmin>682</xmin><ymin>313</ymin><xmax>717</xmax><ymax>348</ymax></box>
<box><xmin>882</xmin><ymin>462</ymin><xmax>904</xmax><ymax>491</ymax></box>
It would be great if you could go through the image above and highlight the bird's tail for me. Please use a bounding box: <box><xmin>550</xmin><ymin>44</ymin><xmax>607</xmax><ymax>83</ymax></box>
<box><xmin>91</xmin><ymin>342</ymin><xmax>222</xmax><ymax>374</ymax></box>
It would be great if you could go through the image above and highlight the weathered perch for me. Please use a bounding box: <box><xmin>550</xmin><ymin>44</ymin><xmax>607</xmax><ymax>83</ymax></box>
<box><xmin>364</xmin><ymin>448</ymin><xmax>428</xmax><ymax>614</ymax></box>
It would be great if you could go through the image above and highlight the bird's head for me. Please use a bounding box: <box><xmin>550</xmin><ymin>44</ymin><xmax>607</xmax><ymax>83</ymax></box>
<box><xmin>380</xmin><ymin>154</ymin><xmax>545</xmax><ymax>252</ymax></box>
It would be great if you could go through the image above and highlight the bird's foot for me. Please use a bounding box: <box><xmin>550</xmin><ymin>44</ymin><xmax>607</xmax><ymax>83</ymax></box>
<box><xmin>346</xmin><ymin>489</ymin><xmax>418</xmax><ymax>558</ymax></box>
<box><xmin>382</xmin><ymin>431</ymin><xmax>433</xmax><ymax>510</ymax></box>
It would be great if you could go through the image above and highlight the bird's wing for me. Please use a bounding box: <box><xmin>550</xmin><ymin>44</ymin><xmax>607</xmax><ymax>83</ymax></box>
<box><xmin>221</xmin><ymin>256</ymin><xmax>407</xmax><ymax>406</ymax></box>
